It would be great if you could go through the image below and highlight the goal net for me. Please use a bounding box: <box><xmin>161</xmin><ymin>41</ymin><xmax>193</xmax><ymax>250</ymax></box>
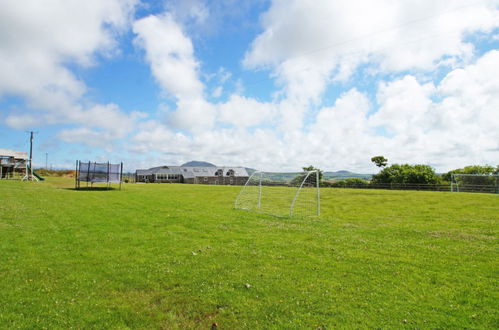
<box><xmin>451</xmin><ymin>174</ymin><xmax>499</xmax><ymax>193</ymax></box>
<box><xmin>235</xmin><ymin>170</ymin><xmax>320</xmax><ymax>217</ymax></box>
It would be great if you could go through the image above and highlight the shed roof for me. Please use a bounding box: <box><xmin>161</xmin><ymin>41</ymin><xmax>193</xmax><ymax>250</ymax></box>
<box><xmin>0</xmin><ymin>148</ymin><xmax>28</xmax><ymax>159</ymax></box>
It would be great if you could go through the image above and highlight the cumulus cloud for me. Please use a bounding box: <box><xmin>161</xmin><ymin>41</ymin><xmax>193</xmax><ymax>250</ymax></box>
<box><xmin>133</xmin><ymin>12</ymin><xmax>218</xmax><ymax>132</ymax></box>
<box><xmin>133</xmin><ymin>13</ymin><xmax>203</xmax><ymax>101</ymax></box>
<box><xmin>218</xmin><ymin>94</ymin><xmax>277</xmax><ymax>128</ymax></box>
<box><xmin>368</xmin><ymin>50</ymin><xmax>499</xmax><ymax>168</ymax></box>
<box><xmin>370</xmin><ymin>76</ymin><xmax>436</xmax><ymax>135</ymax></box>
<box><xmin>0</xmin><ymin>0</ymin><xmax>136</xmax><ymax>99</ymax></box>
<box><xmin>131</xmin><ymin>120</ymin><xmax>288</xmax><ymax>169</ymax></box>
<box><xmin>0</xmin><ymin>0</ymin><xmax>139</xmax><ymax>144</ymax></box>
<box><xmin>58</xmin><ymin>128</ymin><xmax>113</xmax><ymax>148</ymax></box>
<box><xmin>244</xmin><ymin>0</ymin><xmax>499</xmax><ymax>102</ymax></box>
<box><xmin>5</xmin><ymin>114</ymin><xmax>41</xmax><ymax>130</ymax></box>
<box><xmin>131</xmin><ymin>49</ymin><xmax>499</xmax><ymax>172</ymax></box>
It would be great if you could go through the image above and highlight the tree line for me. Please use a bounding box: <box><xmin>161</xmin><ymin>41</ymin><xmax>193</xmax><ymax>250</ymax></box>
<box><xmin>304</xmin><ymin>157</ymin><xmax>499</xmax><ymax>187</ymax></box>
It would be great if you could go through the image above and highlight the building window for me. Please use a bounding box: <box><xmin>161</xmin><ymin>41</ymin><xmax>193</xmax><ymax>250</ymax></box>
<box><xmin>204</xmin><ymin>177</ymin><xmax>208</xmax><ymax>182</ymax></box>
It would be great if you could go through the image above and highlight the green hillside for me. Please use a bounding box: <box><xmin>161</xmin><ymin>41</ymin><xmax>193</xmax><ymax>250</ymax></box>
<box><xmin>323</xmin><ymin>170</ymin><xmax>372</xmax><ymax>180</ymax></box>
<box><xmin>244</xmin><ymin>169</ymin><xmax>372</xmax><ymax>181</ymax></box>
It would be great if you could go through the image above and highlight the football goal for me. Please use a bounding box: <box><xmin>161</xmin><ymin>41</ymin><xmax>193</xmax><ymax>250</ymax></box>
<box><xmin>234</xmin><ymin>170</ymin><xmax>320</xmax><ymax>217</ymax></box>
<box><xmin>451</xmin><ymin>173</ymin><xmax>499</xmax><ymax>193</ymax></box>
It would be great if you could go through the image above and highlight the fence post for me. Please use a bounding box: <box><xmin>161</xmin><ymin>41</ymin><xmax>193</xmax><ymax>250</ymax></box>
<box><xmin>257</xmin><ymin>172</ymin><xmax>262</xmax><ymax>209</ymax></box>
<box><xmin>316</xmin><ymin>170</ymin><xmax>320</xmax><ymax>216</ymax></box>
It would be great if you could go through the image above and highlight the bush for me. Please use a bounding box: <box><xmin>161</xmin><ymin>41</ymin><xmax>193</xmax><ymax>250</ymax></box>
<box><xmin>372</xmin><ymin>164</ymin><xmax>441</xmax><ymax>184</ymax></box>
<box><xmin>442</xmin><ymin>165</ymin><xmax>498</xmax><ymax>181</ymax></box>
<box><xmin>330</xmin><ymin>178</ymin><xmax>370</xmax><ymax>188</ymax></box>
<box><xmin>35</xmin><ymin>169</ymin><xmax>76</xmax><ymax>178</ymax></box>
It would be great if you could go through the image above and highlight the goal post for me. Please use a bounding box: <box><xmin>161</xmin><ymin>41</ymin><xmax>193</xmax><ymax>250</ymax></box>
<box><xmin>451</xmin><ymin>173</ymin><xmax>499</xmax><ymax>193</ymax></box>
<box><xmin>235</xmin><ymin>170</ymin><xmax>320</xmax><ymax>217</ymax></box>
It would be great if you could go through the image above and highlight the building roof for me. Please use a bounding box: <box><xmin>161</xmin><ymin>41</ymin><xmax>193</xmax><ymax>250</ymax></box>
<box><xmin>0</xmin><ymin>148</ymin><xmax>28</xmax><ymax>159</ymax></box>
<box><xmin>136</xmin><ymin>166</ymin><xmax>249</xmax><ymax>178</ymax></box>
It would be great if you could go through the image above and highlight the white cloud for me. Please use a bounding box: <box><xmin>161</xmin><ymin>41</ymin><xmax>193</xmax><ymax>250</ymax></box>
<box><xmin>0</xmin><ymin>0</ymin><xmax>136</xmax><ymax>100</ymax></box>
<box><xmin>368</xmin><ymin>50</ymin><xmax>499</xmax><ymax>169</ymax></box>
<box><xmin>169</xmin><ymin>99</ymin><xmax>216</xmax><ymax>132</ymax></box>
<box><xmin>244</xmin><ymin>0</ymin><xmax>499</xmax><ymax>103</ymax></box>
<box><xmin>4</xmin><ymin>113</ymin><xmax>41</xmax><ymax>130</ymax></box>
<box><xmin>133</xmin><ymin>13</ymin><xmax>203</xmax><ymax>101</ymax></box>
<box><xmin>133</xmin><ymin>12</ymin><xmax>218</xmax><ymax>132</ymax></box>
<box><xmin>69</xmin><ymin>104</ymin><xmax>143</xmax><ymax>138</ymax></box>
<box><xmin>218</xmin><ymin>94</ymin><xmax>276</xmax><ymax>128</ymax></box>
<box><xmin>212</xmin><ymin>86</ymin><xmax>223</xmax><ymax>98</ymax></box>
<box><xmin>165</xmin><ymin>0</ymin><xmax>209</xmax><ymax>27</ymax></box>
<box><xmin>0</xmin><ymin>0</ymin><xmax>139</xmax><ymax>144</ymax></box>
<box><xmin>370</xmin><ymin>75</ymin><xmax>436</xmax><ymax>135</ymax></box>
<box><xmin>132</xmin><ymin>50</ymin><xmax>499</xmax><ymax>172</ymax></box>
<box><xmin>58</xmin><ymin>128</ymin><xmax>113</xmax><ymax>148</ymax></box>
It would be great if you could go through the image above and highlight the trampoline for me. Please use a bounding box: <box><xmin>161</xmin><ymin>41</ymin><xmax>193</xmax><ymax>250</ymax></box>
<box><xmin>75</xmin><ymin>160</ymin><xmax>123</xmax><ymax>189</ymax></box>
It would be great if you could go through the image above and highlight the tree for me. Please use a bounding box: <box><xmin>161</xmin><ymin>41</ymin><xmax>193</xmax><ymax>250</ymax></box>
<box><xmin>443</xmin><ymin>165</ymin><xmax>498</xmax><ymax>186</ymax></box>
<box><xmin>302</xmin><ymin>165</ymin><xmax>323</xmax><ymax>181</ymax></box>
<box><xmin>442</xmin><ymin>165</ymin><xmax>497</xmax><ymax>181</ymax></box>
<box><xmin>291</xmin><ymin>165</ymin><xmax>323</xmax><ymax>186</ymax></box>
<box><xmin>372</xmin><ymin>164</ymin><xmax>441</xmax><ymax>184</ymax></box>
<box><xmin>371</xmin><ymin>156</ymin><xmax>388</xmax><ymax>168</ymax></box>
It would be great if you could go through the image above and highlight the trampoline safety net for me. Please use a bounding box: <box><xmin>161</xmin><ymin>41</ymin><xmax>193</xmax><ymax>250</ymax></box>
<box><xmin>76</xmin><ymin>160</ymin><xmax>123</xmax><ymax>189</ymax></box>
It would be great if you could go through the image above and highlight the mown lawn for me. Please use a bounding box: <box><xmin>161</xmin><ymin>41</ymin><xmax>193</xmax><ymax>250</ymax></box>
<box><xmin>0</xmin><ymin>178</ymin><xmax>497</xmax><ymax>328</ymax></box>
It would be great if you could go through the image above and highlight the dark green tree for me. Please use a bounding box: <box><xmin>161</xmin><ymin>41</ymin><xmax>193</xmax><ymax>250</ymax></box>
<box><xmin>302</xmin><ymin>165</ymin><xmax>323</xmax><ymax>181</ymax></box>
<box><xmin>291</xmin><ymin>165</ymin><xmax>323</xmax><ymax>186</ymax></box>
<box><xmin>371</xmin><ymin>156</ymin><xmax>388</xmax><ymax>168</ymax></box>
<box><xmin>443</xmin><ymin>165</ymin><xmax>497</xmax><ymax>181</ymax></box>
<box><xmin>443</xmin><ymin>165</ymin><xmax>498</xmax><ymax>186</ymax></box>
<box><xmin>372</xmin><ymin>164</ymin><xmax>441</xmax><ymax>184</ymax></box>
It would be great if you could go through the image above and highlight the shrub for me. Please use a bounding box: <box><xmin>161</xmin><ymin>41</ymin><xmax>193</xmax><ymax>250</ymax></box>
<box><xmin>442</xmin><ymin>165</ymin><xmax>498</xmax><ymax>181</ymax></box>
<box><xmin>329</xmin><ymin>178</ymin><xmax>370</xmax><ymax>188</ymax></box>
<box><xmin>372</xmin><ymin>164</ymin><xmax>441</xmax><ymax>184</ymax></box>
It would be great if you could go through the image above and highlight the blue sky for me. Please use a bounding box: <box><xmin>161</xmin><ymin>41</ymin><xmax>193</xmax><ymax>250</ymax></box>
<box><xmin>0</xmin><ymin>0</ymin><xmax>498</xmax><ymax>172</ymax></box>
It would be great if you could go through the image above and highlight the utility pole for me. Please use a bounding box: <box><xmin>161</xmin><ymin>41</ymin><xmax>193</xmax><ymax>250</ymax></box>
<box><xmin>22</xmin><ymin>131</ymin><xmax>38</xmax><ymax>181</ymax></box>
<box><xmin>29</xmin><ymin>131</ymin><xmax>34</xmax><ymax>180</ymax></box>
<box><xmin>45</xmin><ymin>153</ymin><xmax>48</xmax><ymax>170</ymax></box>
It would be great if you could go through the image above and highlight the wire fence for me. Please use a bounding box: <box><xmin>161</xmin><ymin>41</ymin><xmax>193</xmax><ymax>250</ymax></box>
<box><xmin>323</xmin><ymin>182</ymin><xmax>499</xmax><ymax>194</ymax></box>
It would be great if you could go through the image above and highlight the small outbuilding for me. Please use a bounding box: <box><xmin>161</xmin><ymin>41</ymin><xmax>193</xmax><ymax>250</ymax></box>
<box><xmin>0</xmin><ymin>149</ymin><xmax>28</xmax><ymax>180</ymax></box>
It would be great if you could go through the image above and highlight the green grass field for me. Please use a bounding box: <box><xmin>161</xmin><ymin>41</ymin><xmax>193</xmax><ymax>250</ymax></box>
<box><xmin>1</xmin><ymin>178</ymin><xmax>497</xmax><ymax>328</ymax></box>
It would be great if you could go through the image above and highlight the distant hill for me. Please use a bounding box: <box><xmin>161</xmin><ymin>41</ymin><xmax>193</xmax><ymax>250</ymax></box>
<box><xmin>181</xmin><ymin>161</ymin><xmax>216</xmax><ymax>167</ymax></box>
<box><xmin>323</xmin><ymin>170</ymin><xmax>372</xmax><ymax>180</ymax></box>
<box><xmin>245</xmin><ymin>168</ymin><xmax>257</xmax><ymax>175</ymax></box>
<box><xmin>244</xmin><ymin>168</ymin><xmax>372</xmax><ymax>180</ymax></box>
